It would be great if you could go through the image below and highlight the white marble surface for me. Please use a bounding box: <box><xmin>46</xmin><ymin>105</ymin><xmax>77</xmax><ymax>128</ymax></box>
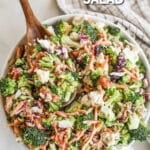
<box><xmin>0</xmin><ymin>0</ymin><xmax>149</xmax><ymax>149</ymax></box>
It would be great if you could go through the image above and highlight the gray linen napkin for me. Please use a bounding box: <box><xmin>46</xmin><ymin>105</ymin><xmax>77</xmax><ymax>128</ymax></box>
<box><xmin>56</xmin><ymin>0</ymin><xmax>150</xmax><ymax>61</ymax></box>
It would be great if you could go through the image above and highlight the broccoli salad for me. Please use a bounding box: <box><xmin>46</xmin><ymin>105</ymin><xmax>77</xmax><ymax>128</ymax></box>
<box><xmin>0</xmin><ymin>17</ymin><xmax>150</xmax><ymax>150</ymax></box>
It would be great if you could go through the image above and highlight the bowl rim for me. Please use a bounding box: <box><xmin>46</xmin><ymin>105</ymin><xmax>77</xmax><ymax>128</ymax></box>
<box><xmin>0</xmin><ymin>13</ymin><xmax>150</xmax><ymax>149</ymax></box>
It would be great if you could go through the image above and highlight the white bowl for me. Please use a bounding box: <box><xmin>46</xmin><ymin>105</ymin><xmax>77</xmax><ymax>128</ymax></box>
<box><xmin>0</xmin><ymin>14</ymin><xmax>150</xmax><ymax>150</ymax></box>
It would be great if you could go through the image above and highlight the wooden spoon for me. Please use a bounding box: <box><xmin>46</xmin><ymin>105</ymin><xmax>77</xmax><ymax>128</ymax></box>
<box><xmin>19</xmin><ymin>0</ymin><xmax>51</xmax><ymax>53</ymax></box>
<box><xmin>19</xmin><ymin>0</ymin><xmax>77</xmax><ymax>108</ymax></box>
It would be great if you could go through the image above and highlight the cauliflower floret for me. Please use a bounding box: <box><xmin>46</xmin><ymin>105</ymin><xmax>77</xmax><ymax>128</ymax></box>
<box><xmin>58</xmin><ymin>120</ymin><xmax>73</xmax><ymax>128</ymax></box>
<box><xmin>101</xmin><ymin>132</ymin><xmax>120</xmax><ymax>147</ymax></box>
<box><xmin>81</xmin><ymin>91</ymin><xmax>104</xmax><ymax>106</ymax></box>
<box><xmin>36</xmin><ymin>69</ymin><xmax>50</xmax><ymax>84</ymax></box>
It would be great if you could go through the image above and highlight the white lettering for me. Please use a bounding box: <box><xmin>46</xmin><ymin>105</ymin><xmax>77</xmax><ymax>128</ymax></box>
<box><xmin>83</xmin><ymin>0</ymin><xmax>124</xmax><ymax>5</ymax></box>
<box><xmin>83</xmin><ymin>0</ymin><xmax>91</xmax><ymax>4</ymax></box>
<box><xmin>91</xmin><ymin>0</ymin><xmax>99</xmax><ymax>4</ymax></box>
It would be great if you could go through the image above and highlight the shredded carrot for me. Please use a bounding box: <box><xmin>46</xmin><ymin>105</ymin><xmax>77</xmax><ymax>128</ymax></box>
<box><xmin>122</xmin><ymin>68</ymin><xmax>137</xmax><ymax>80</ymax></box>
<box><xmin>55</xmin><ymin>110</ymin><xmax>87</xmax><ymax>118</ymax></box>
<box><xmin>69</xmin><ymin>130</ymin><xmax>86</xmax><ymax>144</ymax></box>
<box><xmin>81</xmin><ymin>107</ymin><xmax>99</xmax><ymax>150</ymax></box>
<box><xmin>112</xmin><ymin>83</ymin><xmax>128</xmax><ymax>90</ymax></box>
<box><xmin>88</xmin><ymin>54</ymin><xmax>95</xmax><ymax>70</ymax></box>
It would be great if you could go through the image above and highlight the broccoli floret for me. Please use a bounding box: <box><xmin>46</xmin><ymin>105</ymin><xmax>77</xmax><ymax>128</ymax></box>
<box><xmin>66</xmin><ymin>58</ymin><xmax>74</xmax><ymax>68</ymax></box>
<box><xmin>126</xmin><ymin>60</ymin><xmax>133</xmax><ymax>71</ymax></box>
<box><xmin>136</xmin><ymin>60</ymin><xmax>146</xmax><ymax>73</ymax></box>
<box><xmin>50</xmin><ymin>35</ymin><xmax>60</xmax><ymax>44</ymax></box>
<box><xmin>15</xmin><ymin>58</ymin><xmax>25</xmax><ymax>67</ymax></box>
<box><xmin>105</xmin><ymin>25</ymin><xmax>121</xmax><ymax>37</ymax></box>
<box><xmin>106</xmin><ymin>87</ymin><xmax>122</xmax><ymax>105</ymax></box>
<box><xmin>120</xmin><ymin>127</ymin><xmax>131</xmax><ymax>144</ymax></box>
<box><xmin>22</xmin><ymin>127</ymin><xmax>47</xmax><ymax>146</ymax></box>
<box><xmin>55</xmin><ymin>20</ymin><xmax>71</xmax><ymax>35</ymax></box>
<box><xmin>66</xmin><ymin>101</ymin><xmax>82</xmax><ymax>113</ymax></box>
<box><xmin>49</xmin><ymin>101</ymin><xmax>61</xmax><ymax>112</ymax></box>
<box><xmin>82</xmin><ymin>20</ymin><xmax>99</xmax><ymax>42</ymax></box>
<box><xmin>33</xmin><ymin>74</ymin><xmax>42</xmax><ymax>87</ymax></box>
<box><xmin>123</xmin><ymin>89</ymin><xmax>142</xmax><ymax>104</ymax></box>
<box><xmin>18</xmin><ymin>75</ymin><xmax>31</xmax><ymax>89</ymax></box>
<box><xmin>61</xmin><ymin>35</ymin><xmax>80</xmax><ymax>48</ymax></box>
<box><xmin>130</xmin><ymin>123</ymin><xmax>150</xmax><ymax>141</ymax></box>
<box><xmin>39</xmin><ymin>54</ymin><xmax>60</xmax><ymax>69</ymax></box>
<box><xmin>42</xmin><ymin>117</ymin><xmax>53</xmax><ymax>128</ymax></box>
<box><xmin>72</xmin><ymin>25</ymin><xmax>81</xmax><ymax>33</ymax></box>
<box><xmin>105</xmin><ymin>47</ymin><xmax>117</xmax><ymax>65</ymax></box>
<box><xmin>90</xmin><ymin>68</ymin><xmax>102</xmax><ymax>84</ymax></box>
<box><xmin>76</xmin><ymin>112</ymin><xmax>93</xmax><ymax>130</ymax></box>
<box><xmin>0</xmin><ymin>78</ymin><xmax>17</xmax><ymax>96</ymax></box>
<box><xmin>35</xmin><ymin>44</ymin><xmax>42</xmax><ymax>52</ymax></box>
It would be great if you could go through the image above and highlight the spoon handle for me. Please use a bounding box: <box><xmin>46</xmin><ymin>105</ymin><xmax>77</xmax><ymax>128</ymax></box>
<box><xmin>20</xmin><ymin>0</ymin><xmax>40</xmax><ymax>27</ymax></box>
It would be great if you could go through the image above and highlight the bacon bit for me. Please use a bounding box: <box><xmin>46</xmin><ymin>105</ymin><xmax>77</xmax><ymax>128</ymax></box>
<box><xmin>83</xmin><ymin>85</ymin><xmax>92</xmax><ymax>93</ymax></box>
<box><xmin>112</xmin><ymin>83</ymin><xmax>128</xmax><ymax>90</ymax></box>
<box><xmin>69</xmin><ymin>130</ymin><xmax>86</xmax><ymax>144</ymax></box>
<box><xmin>122</xmin><ymin>68</ymin><xmax>137</xmax><ymax>80</ymax></box>
<box><xmin>69</xmin><ymin>50</ymin><xmax>79</xmax><ymax>58</ymax></box>
<box><xmin>11</xmin><ymin>101</ymin><xmax>27</xmax><ymax>116</ymax></box>
<box><xmin>95</xmin><ymin>39</ymin><xmax>111</xmax><ymax>47</ymax></box>
<box><xmin>98</xmin><ymin>76</ymin><xmax>110</xmax><ymax>89</ymax></box>
<box><xmin>36</xmin><ymin>52</ymin><xmax>47</xmax><ymax>60</ymax></box>
<box><xmin>9</xmin><ymin>67</ymin><xmax>21</xmax><ymax>80</ymax></box>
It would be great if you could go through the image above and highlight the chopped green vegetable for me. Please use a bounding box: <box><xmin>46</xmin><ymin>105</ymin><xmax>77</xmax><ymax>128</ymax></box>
<box><xmin>130</xmin><ymin>123</ymin><xmax>150</xmax><ymax>141</ymax></box>
<box><xmin>82</xmin><ymin>20</ymin><xmax>99</xmax><ymax>42</ymax></box>
<box><xmin>105</xmin><ymin>47</ymin><xmax>117</xmax><ymax>64</ymax></box>
<box><xmin>72</xmin><ymin>25</ymin><xmax>81</xmax><ymax>33</ymax></box>
<box><xmin>123</xmin><ymin>89</ymin><xmax>142</xmax><ymax>104</ymax></box>
<box><xmin>55</xmin><ymin>20</ymin><xmax>71</xmax><ymax>36</ymax></box>
<box><xmin>0</xmin><ymin>78</ymin><xmax>17</xmax><ymax>96</ymax></box>
<box><xmin>61</xmin><ymin>35</ymin><xmax>80</xmax><ymax>48</ymax></box>
<box><xmin>35</xmin><ymin>44</ymin><xmax>42</xmax><ymax>52</ymax></box>
<box><xmin>76</xmin><ymin>112</ymin><xmax>93</xmax><ymax>130</ymax></box>
<box><xmin>49</xmin><ymin>101</ymin><xmax>61</xmax><ymax>112</ymax></box>
<box><xmin>15</xmin><ymin>58</ymin><xmax>25</xmax><ymax>67</ymax></box>
<box><xmin>22</xmin><ymin>127</ymin><xmax>47</xmax><ymax>146</ymax></box>
<box><xmin>105</xmin><ymin>25</ymin><xmax>121</xmax><ymax>37</ymax></box>
<box><xmin>136</xmin><ymin>60</ymin><xmax>146</xmax><ymax>73</ymax></box>
<box><xmin>50</xmin><ymin>35</ymin><xmax>60</xmax><ymax>44</ymax></box>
